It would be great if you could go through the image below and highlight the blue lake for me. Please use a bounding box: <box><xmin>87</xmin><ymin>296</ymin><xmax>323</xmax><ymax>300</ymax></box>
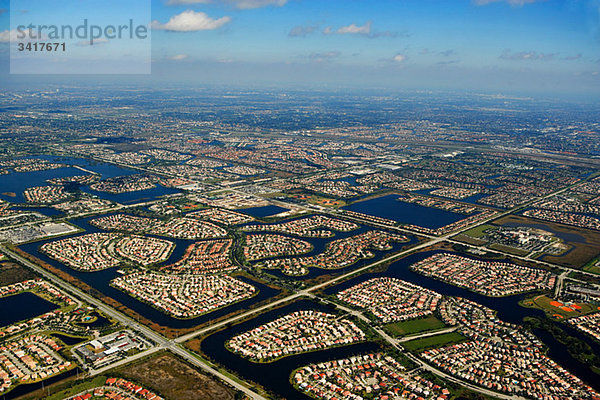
<box><xmin>240</xmin><ymin>205</ymin><xmax>290</xmax><ymax>218</ymax></box>
<box><xmin>0</xmin><ymin>291</ymin><xmax>58</xmax><ymax>327</ymax></box>
<box><xmin>80</xmin><ymin>185</ymin><xmax>180</xmax><ymax>205</ymax></box>
<box><xmin>0</xmin><ymin>155</ymin><xmax>181</xmax><ymax>205</ymax></box>
<box><xmin>0</xmin><ymin>166</ymin><xmax>85</xmax><ymax>203</ymax></box>
<box><xmin>342</xmin><ymin>194</ymin><xmax>467</xmax><ymax>229</ymax></box>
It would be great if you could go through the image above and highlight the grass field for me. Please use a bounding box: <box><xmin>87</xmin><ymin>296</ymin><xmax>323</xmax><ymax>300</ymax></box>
<box><xmin>402</xmin><ymin>332</ymin><xmax>468</xmax><ymax>352</ymax></box>
<box><xmin>583</xmin><ymin>257</ymin><xmax>600</xmax><ymax>275</ymax></box>
<box><xmin>452</xmin><ymin>234</ymin><xmax>487</xmax><ymax>246</ymax></box>
<box><xmin>521</xmin><ymin>295</ymin><xmax>598</xmax><ymax>320</ymax></box>
<box><xmin>488</xmin><ymin>243</ymin><xmax>530</xmax><ymax>256</ymax></box>
<box><xmin>44</xmin><ymin>375</ymin><xmax>108</xmax><ymax>400</ymax></box>
<box><xmin>384</xmin><ymin>316</ymin><xmax>446</xmax><ymax>337</ymax></box>
<box><xmin>0</xmin><ymin>261</ymin><xmax>37</xmax><ymax>286</ymax></box>
<box><xmin>462</xmin><ymin>224</ymin><xmax>495</xmax><ymax>239</ymax></box>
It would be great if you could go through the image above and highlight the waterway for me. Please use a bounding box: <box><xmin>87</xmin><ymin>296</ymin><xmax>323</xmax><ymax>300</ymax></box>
<box><xmin>51</xmin><ymin>332</ymin><xmax>88</xmax><ymax>346</ymax></box>
<box><xmin>241</xmin><ymin>217</ymin><xmax>419</xmax><ymax>281</ymax></box>
<box><xmin>0</xmin><ymin>155</ymin><xmax>180</xmax><ymax>206</ymax></box>
<box><xmin>343</xmin><ymin>193</ymin><xmax>467</xmax><ymax>229</ymax></box>
<box><xmin>2</xmin><ymin>368</ymin><xmax>79</xmax><ymax>400</ymax></box>
<box><xmin>201</xmin><ymin>250</ymin><xmax>600</xmax><ymax>399</ymax></box>
<box><xmin>323</xmin><ymin>249</ymin><xmax>600</xmax><ymax>391</ymax></box>
<box><xmin>18</xmin><ymin>215</ymin><xmax>281</xmax><ymax>330</ymax></box>
<box><xmin>0</xmin><ymin>291</ymin><xmax>58</xmax><ymax>327</ymax></box>
<box><xmin>200</xmin><ymin>299</ymin><xmax>382</xmax><ymax>400</ymax></box>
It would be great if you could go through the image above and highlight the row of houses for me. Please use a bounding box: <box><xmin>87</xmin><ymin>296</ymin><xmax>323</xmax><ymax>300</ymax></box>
<box><xmin>111</xmin><ymin>272</ymin><xmax>256</xmax><ymax>318</ymax></box>
<box><xmin>244</xmin><ymin>234</ymin><xmax>312</xmax><ymax>261</ymax></box>
<box><xmin>293</xmin><ymin>352</ymin><xmax>450</xmax><ymax>400</ymax></box>
<box><xmin>243</xmin><ymin>215</ymin><xmax>359</xmax><ymax>238</ymax></box>
<box><xmin>228</xmin><ymin>310</ymin><xmax>365</xmax><ymax>362</ymax></box>
<box><xmin>337</xmin><ymin>277</ymin><xmax>442</xmax><ymax>323</ymax></box>
<box><xmin>90</xmin><ymin>214</ymin><xmax>227</xmax><ymax>240</ymax></box>
<box><xmin>41</xmin><ymin>233</ymin><xmax>173</xmax><ymax>271</ymax></box>
<box><xmin>422</xmin><ymin>297</ymin><xmax>598</xmax><ymax>399</ymax></box>
<box><xmin>0</xmin><ymin>334</ymin><xmax>71</xmax><ymax>393</ymax></box>
<box><xmin>257</xmin><ymin>230</ymin><xmax>407</xmax><ymax>276</ymax></box>
<box><xmin>410</xmin><ymin>253</ymin><xmax>555</xmax><ymax>297</ymax></box>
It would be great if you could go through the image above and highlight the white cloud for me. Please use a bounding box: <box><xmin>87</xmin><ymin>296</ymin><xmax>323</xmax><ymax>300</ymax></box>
<box><xmin>0</xmin><ymin>29</ymin><xmax>18</xmax><ymax>43</ymax></box>
<box><xmin>333</xmin><ymin>21</ymin><xmax>372</xmax><ymax>35</ymax></box>
<box><xmin>473</xmin><ymin>0</ymin><xmax>545</xmax><ymax>6</ymax></box>
<box><xmin>166</xmin><ymin>0</ymin><xmax>287</xmax><ymax>8</ymax></box>
<box><xmin>393</xmin><ymin>54</ymin><xmax>407</xmax><ymax>63</ymax></box>
<box><xmin>0</xmin><ymin>29</ymin><xmax>47</xmax><ymax>43</ymax></box>
<box><xmin>320</xmin><ymin>21</ymin><xmax>397</xmax><ymax>38</ymax></box>
<box><xmin>151</xmin><ymin>10</ymin><xmax>231</xmax><ymax>31</ymax></box>
<box><xmin>170</xmin><ymin>54</ymin><xmax>189</xmax><ymax>60</ymax></box>
<box><xmin>289</xmin><ymin>24</ymin><xmax>319</xmax><ymax>37</ymax></box>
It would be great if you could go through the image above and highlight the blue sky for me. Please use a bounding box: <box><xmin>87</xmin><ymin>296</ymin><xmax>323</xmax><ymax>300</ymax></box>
<box><xmin>1</xmin><ymin>0</ymin><xmax>599</xmax><ymax>95</ymax></box>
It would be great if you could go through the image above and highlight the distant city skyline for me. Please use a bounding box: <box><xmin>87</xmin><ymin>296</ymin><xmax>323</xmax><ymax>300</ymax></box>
<box><xmin>0</xmin><ymin>0</ymin><xmax>599</xmax><ymax>96</ymax></box>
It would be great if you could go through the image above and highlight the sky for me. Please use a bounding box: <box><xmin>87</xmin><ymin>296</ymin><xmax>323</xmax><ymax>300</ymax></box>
<box><xmin>0</xmin><ymin>0</ymin><xmax>599</xmax><ymax>96</ymax></box>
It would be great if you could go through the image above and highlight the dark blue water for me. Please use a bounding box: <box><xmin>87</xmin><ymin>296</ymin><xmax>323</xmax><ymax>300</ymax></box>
<box><xmin>323</xmin><ymin>249</ymin><xmax>600</xmax><ymax>391</ymax></box>
<box><xmin>80</xmin><ymin>185</ymin><xmax>180</xmax><ymax>205</ymax></box>
<box><xmin>51</xmin><ymin>333</ymin><xmax>88</xmax><ymax>346</ymax></box>
<box><xmin>338</xmin><ymin>176</ymin><xmax>359</xmax><ymax>185</ymax></box>
<box><xmin>0</xmin><ymin>166</ymin><xmax>85</xmax><ymax>203</ymax></box>
<box><xmin>242</xmin><ymin>218</ymin><xmax>419</xmax><ymax>280</ymax></box>
<box><xmin>36</xmin><ymin>155</ymin><xmax>137</xmax><ymax>179</ymax></box>
<box><xmin>13</xmin><ymin>206</ymin><xmax>63</xmax><ymax>217</ymax></box>
<box><xmin>19</xmin><ymin>216</ymin><xmax>281</xmax><ymax>329</ymax></box>
<box><xmin>412</xmin><ymin>188</ymin><xmax>490</xmax><ymax>207</ymax></box>
<box><xmin>240</xmin><ymin>205</ymin><xmax>290</xmax><ymax>218</ymax></box>
<box><xmin>0</xmin><ymin>291</ymin><xmax>58</xmax><ymax>327</ymax></box>
<box><xmin>201</xmin><ymin>299</ymin><xmax>381</xmax><ymax>400</ymax></box>
<box><xmin>343</xmin><ymin>194</ymin><xmax>467</xmax><ymax>229</ymax></box>
<box><xmin>2</xmin><ymin>368</ymin><xmax>79</xmax><ymax>400</ymax></box>
<box><xmin>0</xmin><ymin>155</ymin><xmax>181</xmax><ymax>205</ymax></box>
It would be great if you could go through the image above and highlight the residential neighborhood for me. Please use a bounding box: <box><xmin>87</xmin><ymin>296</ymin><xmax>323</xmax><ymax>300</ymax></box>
<box><xmin>337</xmin><ymin>277</ymin><xmax>442</xmax><ymax>323</ymax></box>
<box><xmin>410</xmin><ymin>253</ymin><xmax>556</xmax><ymax>297</ymax></box>
<box><xmin>227</xmin><ymin>310</ymin><xmax>365</xmax><ymax>362</ymax></box>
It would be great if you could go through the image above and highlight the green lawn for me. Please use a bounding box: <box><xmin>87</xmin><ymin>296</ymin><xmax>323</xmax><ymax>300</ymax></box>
<box><xmin>583</xmin><ymin>257</ymin><xmax>600</xmax><ymax>275</ymax></box>
<box><xmin>521</xmin><ymin>295</ymin><xmax>598</xmax><ymax>320</ymax></box>
<box><xmin>462</xmin><ymin>224</ymin><xmax>495</xmax><ymax>239</ymax></box>
<box><xmin>44</xmin><ymin>375</ymin><xmax>108</xmax><ymax>400</ymax></box>
<box><xmin>384</xmin><ymin>316</ymin><xmax>446</xmax><ymax>337</ymax></box>
<box><xmin>402</xmin><ymin>332</ymin><xmax>468</xmax><ymax>352</ymax></box>
<box><xmin>488</xmin><ymin>243</ymin><xmax>529</xmax><ymax>256</ymax></box>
